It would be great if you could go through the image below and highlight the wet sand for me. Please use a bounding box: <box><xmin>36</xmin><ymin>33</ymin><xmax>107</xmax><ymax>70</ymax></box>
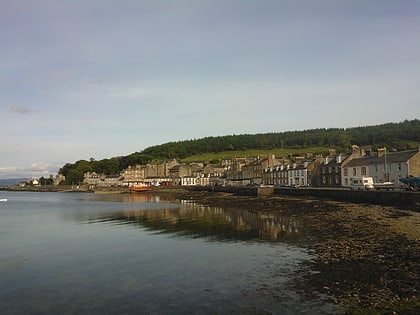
<box><xmin>154</xmin><ymin>187</ymin><xmax>420</xmax><ymax>314</ymax></box>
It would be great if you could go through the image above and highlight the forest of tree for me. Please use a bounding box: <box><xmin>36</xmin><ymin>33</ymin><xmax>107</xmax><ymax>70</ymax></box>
<box><xmin>58</xmin><ymin>119</ymin><xmax>420</xmax><ymax>184</ymax></box>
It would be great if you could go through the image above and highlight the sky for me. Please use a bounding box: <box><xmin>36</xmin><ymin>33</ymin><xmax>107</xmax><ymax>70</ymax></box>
<box><xmin>1</xmin><ymin>0</ymin><xmax>419</xmax><ymax>179</ymax></box>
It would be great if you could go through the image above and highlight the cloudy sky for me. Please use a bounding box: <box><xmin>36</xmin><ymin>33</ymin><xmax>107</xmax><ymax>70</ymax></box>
<box><xmin>1</xmin><ymin>0</ymin><xmax>419</xmax><ymax>179</ymax></box>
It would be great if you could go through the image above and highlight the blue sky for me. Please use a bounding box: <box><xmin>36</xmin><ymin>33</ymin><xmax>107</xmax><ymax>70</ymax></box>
<box><xmin>1</xmin><ymin>0</ymin><xmax>419</xmax><ymax>179</ymax></box>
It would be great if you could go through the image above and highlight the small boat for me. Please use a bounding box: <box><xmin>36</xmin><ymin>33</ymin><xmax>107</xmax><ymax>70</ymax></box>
<box><xmin>0</xmin><ymin>198</ymin><xmax>7</xmax><ymax>202</ymax></box>
<box><xmin>400</xmin><ymin>176</ymin><xmax>420</xmax><ymax>191</ymax></box>
<box><xmin>130</xmin><ymin>183</ymin><xmax>151</xmax><ymax>193</ymax></box>
<box><xmin>374</xmin><ymin>182</ymin><xmax>397</xmax><ymax>191</ymax></box>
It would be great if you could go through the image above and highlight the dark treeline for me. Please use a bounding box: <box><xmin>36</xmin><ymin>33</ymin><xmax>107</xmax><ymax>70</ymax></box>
<box><xmin>59</xmin><ymin>119</ymin><xmax>420</xmax><ymax>184</ymax></box>
<box><xmin>139</xmin><ymin>119</ymin><xmax>419</xmax><ymax>158</ymax></box>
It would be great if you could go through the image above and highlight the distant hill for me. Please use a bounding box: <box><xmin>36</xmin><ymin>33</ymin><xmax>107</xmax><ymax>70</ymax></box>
<box><xmin>136</xmin><ymin>119</ymin><xmax>420</xmax><ymax>161</ymax></box>
<box><xmin>0</xmin><ymin>178</ymin><xmax>26</xmax><ymax>187</ymax></box>
<box><xmin>58</xmin><ymin>119</ymin><xmax>420</xmax><ymax>185</ymax></box>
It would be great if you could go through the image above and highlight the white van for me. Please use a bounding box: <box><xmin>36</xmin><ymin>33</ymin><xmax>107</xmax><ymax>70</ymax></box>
<box><xmin>350</xmin><ymin>177</ymin><xmax>374</xmax><ymax>190</ymax></box>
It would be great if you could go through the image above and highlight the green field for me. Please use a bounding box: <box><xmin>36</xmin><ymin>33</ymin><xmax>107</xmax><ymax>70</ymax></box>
<box><xmin>181</xmin><ymin>146</ymin><xmax>330</xmax><ymax>163</ymax></box>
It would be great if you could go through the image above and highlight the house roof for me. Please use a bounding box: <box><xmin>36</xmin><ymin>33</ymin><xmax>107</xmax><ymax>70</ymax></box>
<box><xmin>323</xmin><ymin>159</ymin><xmax>340</xmax><ymax>167</ymax></box>
<box><xmin>345</xmin><ymin>149</ymin><xmax>419</xmax><ymax>167</ymax></box>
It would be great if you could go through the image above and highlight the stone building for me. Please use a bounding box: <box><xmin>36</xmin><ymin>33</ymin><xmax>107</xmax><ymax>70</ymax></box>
<box><xmin>262</xmin><ymin>156</ymin><xmax>322</xmax><ymax>187</ymax></box>
<box><xmin>144</xmin><ymin>159</ymin><xmax>179</xmax><ymax>178</ymax></box>
<box><xmin>262</xmin><ymin>164</ymin><xmax>289</xmax><ymax>186</ymax></box>
<box><xmin>84</xmin><ymin>172</ymin><xmax>124</xmax><ymax>187</ymax></box>
<box><xmin>318</xmin><ymin>152</ymin><xmax>348</xmax><ymax>187</ymax></box>
<box><xmin>315</xmin><ymin>145</ymin><xmax>366</xmax><ymax>187</ymax></box>
<box><xmin>122</xmin><ymin>165</ymin><xmax>146</xmax><ymax>185</ymax></box>
<box><xmin>227</xmin><ymin>154</ymin><xmax>281</xmax><ymax>186</ymax></box>
<box><xmin>122</xmin><ymin>159</ymin><xmax>180</xmax><ymax>186</ymax></box>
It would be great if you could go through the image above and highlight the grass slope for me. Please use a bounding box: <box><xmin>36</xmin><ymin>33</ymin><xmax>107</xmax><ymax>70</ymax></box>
<box><xmin>181</xmin><ymin>146</ymin><xmax>329</xmax><ymax>163</ymax></box>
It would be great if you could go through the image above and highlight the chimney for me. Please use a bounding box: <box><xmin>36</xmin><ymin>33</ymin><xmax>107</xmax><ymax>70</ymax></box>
<box><xmin>378</xmin><ymin>147</ymin><xmax>386</xmax><ymax>158</ymax></box>
<box><xmin>352</xmin><ymin>145</ymin><xmax>360</xmax><ymax>156</ymax></box>
<box><xmin>268</xmin><ymin>154</ymin><xmax>275</xmax><ymax>167</ymax></box>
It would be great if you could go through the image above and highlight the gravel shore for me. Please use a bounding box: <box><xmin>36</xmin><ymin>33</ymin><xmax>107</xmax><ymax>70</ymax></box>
<box><xmin>153</xmin><ymin>187</ymin><xmax>420</xmax><ymax>314</ymax></box>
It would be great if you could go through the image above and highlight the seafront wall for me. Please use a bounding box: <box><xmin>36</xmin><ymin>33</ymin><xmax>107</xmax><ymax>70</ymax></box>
<box><xmin>192</xmin><ymin>186</ymin><xmax>420</xmax><ymax>208</ymax></box>
<box><xmin>273</xmin><ymin>187</ymin><xmax>420</xmax><ymax>208</ymax></box>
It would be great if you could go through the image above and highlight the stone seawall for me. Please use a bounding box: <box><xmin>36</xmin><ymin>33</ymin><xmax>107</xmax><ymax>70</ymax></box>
<box><xmin>191</xmin><ymin>186</ymin><xmax>420</xmax><ymax>208</ymax></box>
<box><xmin>274</xmin><ymin>187</ymin><xmax>420</xmax><ymax>208</ymax></box>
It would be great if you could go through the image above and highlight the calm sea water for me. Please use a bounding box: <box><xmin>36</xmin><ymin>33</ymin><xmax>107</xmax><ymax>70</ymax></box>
<box><xmin>0</xmin><ymin>191</ymin><xmax>340</xmax><ymax>314</ymax></box>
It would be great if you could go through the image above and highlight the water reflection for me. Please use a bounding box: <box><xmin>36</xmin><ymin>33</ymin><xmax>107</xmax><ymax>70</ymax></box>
<box><xmin>88</xmin><ymin>198</ymin><xmax>302</xmax><ymax>243</ymax></box>
<box><xmin>0</xmin><ymin>192</ymin><xmax>342</xmax><ymax>314</ymax></box>
<box><xmin>0</xmin><ymin>192</ymin><xmax>346</xmax><ymax>314</ymax></box>
<box><xmin>89</xmin><ymin>192</ymin><xmax>173</xmax><ymax>204</ymax></box>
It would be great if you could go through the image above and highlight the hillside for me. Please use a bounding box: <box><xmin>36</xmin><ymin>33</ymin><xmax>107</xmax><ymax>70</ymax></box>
<box><xmin>180</xmin><ymin>146</ymin><xmax>328</xmax><ymax>163</ymax></box>
<box><xmin>135</xmin><ymin>119</ymin><xmax>419</xmax><ymax>161</ymax></box>
<box><xmin>58</xmin><ymin>119</ymin><xmax>420</xmax><ymax>184</ymax></box>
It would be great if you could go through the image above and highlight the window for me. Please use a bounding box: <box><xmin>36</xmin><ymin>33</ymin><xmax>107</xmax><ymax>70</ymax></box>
<box><xmin>361</xmin><ymin>167</ymin><xmax>367</xmax><ymax>175</ymax></box>
<box><xmin>353</xmin><ymin>168</ymin><xmax>357</xmax><ymax>176</ymax></box>
<box><xmin>344</xmin><ymin>168</ymin><xmax>348</xmax><ymax>176</ymax></box>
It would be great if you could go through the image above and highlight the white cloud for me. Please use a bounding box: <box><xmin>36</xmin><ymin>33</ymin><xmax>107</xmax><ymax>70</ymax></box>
<box><xmin>0</xmin><ymin>162</ymin><xmax>60</xmax><ymax>179</ymax></box>
<box><xmin>0</xmin><ymin>166</ymin><xmax>17</xmax><ymax>173</ymax></box>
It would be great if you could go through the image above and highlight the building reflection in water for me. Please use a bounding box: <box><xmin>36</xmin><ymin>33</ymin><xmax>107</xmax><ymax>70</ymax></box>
<box><xmin>115</xmin><ymin>193</ymin><xmax>174</xmax><ymax>204</ymax></box>
<box><xmin>113</xmin><ymin>199</ymin><xmax>302</xmax><ymax>243</ymax></box>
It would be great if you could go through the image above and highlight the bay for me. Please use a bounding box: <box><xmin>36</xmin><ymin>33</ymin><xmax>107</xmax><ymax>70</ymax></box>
<box><xmin>0</xmin><ymin>191</ymin><xmax>340</xmax><ymax>314</ymax></box>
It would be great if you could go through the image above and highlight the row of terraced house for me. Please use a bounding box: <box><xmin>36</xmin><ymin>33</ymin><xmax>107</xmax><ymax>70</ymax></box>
<box><xmin>83</xmin><ymin>145</ymin><xmax>420</xmax><ymax>189</ymax></box>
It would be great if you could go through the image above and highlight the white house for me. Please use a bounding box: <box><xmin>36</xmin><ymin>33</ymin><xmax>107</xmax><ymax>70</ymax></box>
<box><xmin>370</xmin><ymin>149</ymin><xmax>420</xmax><ymax>183</ymax></box>
<box><xmin>341</xmin><ymin>158</ymin><xmax>373</xmax><ymax>187</ymax></box>
<box><xmin>288</xmin><ymin>163</ymin><xmax>309</xmax><ymax>187</ymax></box>
<box><xmin>341</xmin><ymin>148</ymin><xmax>420</xmax><ymax>186</ymax></box>
<box><xmin>181</xmin><ymin>176</ymin><xmax>198</xmax><ymax>186</ymax></box>
<box><xmin>196</xmin><ymin>174</ymin><xmax>210</xmax><ymax>186</ymax></box>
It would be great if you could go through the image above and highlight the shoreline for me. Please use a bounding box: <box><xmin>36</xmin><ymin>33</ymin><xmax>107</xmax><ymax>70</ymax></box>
<box><xmin>3</xmin><ymin>185</ymin><xmax>419</xmax><ymax>209</ymax></box>
<box><xmin>151</xmin><ymin>187</ymin><xmax>420</xmax><ymax>314</ymax></box>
